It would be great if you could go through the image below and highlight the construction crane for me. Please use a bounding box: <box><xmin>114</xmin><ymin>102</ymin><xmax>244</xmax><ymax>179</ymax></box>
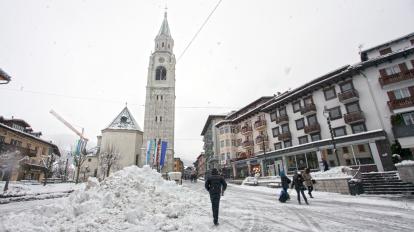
<box><xmin>50</xmin><ymin>109</ymin><xmax>88</xmax><ymax>142</ymax></box>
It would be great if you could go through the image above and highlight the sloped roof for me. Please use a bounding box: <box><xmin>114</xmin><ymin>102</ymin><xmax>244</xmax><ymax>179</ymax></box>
<box><xmin>105</xmin><ymin>107</ymin><xmax>142</xmax><ymax>131</ymax></box>
<box><xmin>157</xmin><ymin>12</ymin><xmax>171</xmax><ymax>37</ymax></box>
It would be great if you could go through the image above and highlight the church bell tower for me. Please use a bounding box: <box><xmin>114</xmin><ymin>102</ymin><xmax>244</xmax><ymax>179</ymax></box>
<box><xmin>140</xmin><ymin>12</ymin><xmax>176</xmax><ymax>173</ymax></box>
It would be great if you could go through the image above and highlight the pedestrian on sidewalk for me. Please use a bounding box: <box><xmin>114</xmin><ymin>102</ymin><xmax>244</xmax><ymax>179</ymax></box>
<box><xmin>302</xmin><ymin>168</ymin><xmax>314</xmax><ymax>198</ymax></box>
<box><xmin>205</xmin><ymin>168</ymin><xmax>227</xmax><ymax>226</ymax></box>
<box><xmin>291</xmin><ymin>171</ymin><xmax>308</xmax><ymax>205</ymax></box>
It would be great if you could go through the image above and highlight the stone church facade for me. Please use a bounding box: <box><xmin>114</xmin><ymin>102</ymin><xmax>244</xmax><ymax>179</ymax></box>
<box><xmin>139</xmin><ymin>12</ymin><xmax>176</xmax><ymax>173</ymax></box>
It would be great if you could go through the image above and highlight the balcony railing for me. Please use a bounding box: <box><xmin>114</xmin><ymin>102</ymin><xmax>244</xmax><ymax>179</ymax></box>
<box><xmin>241</xmin><ymin>126</ymin><xmax>253</xmax><ymax>134</ymax></box>
<box><xmin>379</xmin><ymin>69</ymin><xmax>414</xmax><ymax>87</ymax></box>
<box><xmin>300</xmin><ymin>103</ymin><xmax>317</xmax><ymax>116</ymax></box>
<box><xmin>338</xmin><ymin>89</ymin><xmax>359</xmax><ymax>104</ymax></box>
<box><xmin>304</xmin><ymin>123</ymin><xmax>320</xmax><ymax>134</ymax></box>
<box><xmin>242</xmin><ymin>140</ymin><xmax>254</xmax><ymax>148</ymax></box>
<box><xmin>344</xmin><ymin>111</ymin><xmax>365</xmax><ymax>124</ymax></box>
<box><xmin>255</xmin><ymin>135</ymin><xmax>269</xmax><ymax>144</ymax></box>
<box><xmin>254</xmin><ymin>120</ymin><xmax>266</xmax><ymax>130</ymax></box>
<box><xmin>278</xmin><ymin>132</ymin><xmax>291</xmax><ymax>141</ymax></box>
<box><xmin>392</xmin><ymin>124</ymin><xmax>414</xmax><ymax>138</ymax></box>
<box><xmin>275</xmin><ymin>115</ymin><xmax>289</xmax><ymax>124</ymax></box>
<box><xmin>388</xmin><ymin>96</ymin><xmax>414</xmax><ymax>110</ymax></box>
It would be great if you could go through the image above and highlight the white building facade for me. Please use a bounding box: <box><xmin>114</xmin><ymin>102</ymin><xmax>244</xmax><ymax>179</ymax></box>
<box><xmin>216</xmin><ymin>32</ymin><xmax>414</xmax><ymax>178</ymax></box>
<box><xmin>140</xmin><ymin>12</ymin><xmax>176</xmax><ymax>173</ymax></box>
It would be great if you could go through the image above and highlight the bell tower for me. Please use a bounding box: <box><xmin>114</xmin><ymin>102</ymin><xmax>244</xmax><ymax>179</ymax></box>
<box><xmin>140</xmin><ymin>12</ymin><xmax>176</xmax><ymax>173</ymax></box>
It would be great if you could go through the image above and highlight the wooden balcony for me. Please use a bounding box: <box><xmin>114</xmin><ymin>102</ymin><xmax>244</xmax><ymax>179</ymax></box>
<box><xmin>277</xmin><ymin>132</ymin><xmax>291</xmax><ymax>141</ymax></box>
<box><xmin>255</xmin><ymin>135</ymin><xmax>269</xmax><ymax>144</ymax></box>
<box><xmin>242</xmin><ymin>140</ymin><xmax>254</xmax><ymax>148</ymax></box>
<box><xmin>338</xmin><ymin>89</ymin><xmax>359</xmax><ymax>104</ymax></box>
<box><xmin>300</xmin><ymin>103</ymin><xmax>317</xmax><ymax>116</ymax></box>
<box><xmin>388</xmin><ymin>96</ymin><xmax>414</xmax><ymax>110</ymax></box>
<box><xmin>241</xmin><ymin>126</ymin><xmax>253</xmax><ymax>135</ymax></box>
<box><xmin>344</xmin><ymin>111</ymin><xmax>365</xmax><ymax>124</ymax></box>
<box><xmin>0</xmin><ymin>142</ymin><xmax>38</xmax><ymax>157</ymax></box>
<box><xmin>379</xmin><ymin>69</ymin><xmax>414</xmax><ymax>87</ymax></box>
<box><xmin>304</xmin><ymin>123</ymin><xmax>320</xmax><ymax>134</ymax></box>
<box><xmin>254</xmin><ymin>120</ymin><xmax>266</xmax><ymax>130</ymax></box>
<box><xmin>275</xmin><ymin>115</ymin><xmax>289</xmax><ymax>124</ymax></box>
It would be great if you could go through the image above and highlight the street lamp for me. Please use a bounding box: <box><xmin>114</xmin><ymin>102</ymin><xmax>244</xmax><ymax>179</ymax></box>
<box><xmin>323</xmin><ymin>106</ymin><xmax>341</xmax><ymax>166</ymax></box>
<box><xmin>260</xmin><ymin>135</ymin><xmax>267</xmax><ymax>176</ymax></box>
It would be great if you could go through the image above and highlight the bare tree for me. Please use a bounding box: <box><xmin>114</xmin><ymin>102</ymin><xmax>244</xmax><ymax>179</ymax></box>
<box><xmin>99</xmin><ymin>144</ymin><xmax>120</xmax><ymax>179</ymax></box>
<box><xmin>73</xmin><ymin>147</ymin><xmax>87</xmax><ymax>184</ymax></box>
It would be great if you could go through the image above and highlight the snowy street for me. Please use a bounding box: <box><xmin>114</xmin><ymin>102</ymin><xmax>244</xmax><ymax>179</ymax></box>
<box><xmin>184</xmin><ymin>180</ymin><xmax>414</xmax><ymax>232</ymax></box>
<box><xmin>1</xmin><ymin>177</ymin><xmax>414</xmax><ymax>231</ymax></box>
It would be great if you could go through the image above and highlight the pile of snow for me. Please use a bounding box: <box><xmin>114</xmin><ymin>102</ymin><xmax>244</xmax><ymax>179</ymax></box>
<box><xmin>311</xmin><ymin>166</ymin><xmax>352</xmax><ymax>179</ymax></box>
<box><xmin>0</xmin><ymin>166</ymin><xmax>211</xmax><ymax>232</ymax></box>
<box><xmin>395</xmin><ymin>160</ymin><xmax>414</xmax><ymax>167</ymax></box>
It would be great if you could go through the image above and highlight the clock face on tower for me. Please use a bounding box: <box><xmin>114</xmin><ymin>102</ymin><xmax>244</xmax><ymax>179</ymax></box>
<box><xmin>158</xmin><ymin>57</ymin><xmax>165</xmax><ymax>63</ymax></box>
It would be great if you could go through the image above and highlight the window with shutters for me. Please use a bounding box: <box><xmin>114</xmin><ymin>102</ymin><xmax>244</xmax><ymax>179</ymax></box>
<box><xmin>281</xmin><ymin>124</ymin><xmax>289</xmax><ymax>133</ymax></box>
<box><xmin>333</xmin><ymin>127</ymin><xmax>347</xmax><ymax>137</ymax></box>
<box><xmin>279</xmin><ymin>107</ymin><xmax>287</xmax><ymax>116</ymax></box>
<box><xmin>303</xmin><ymin>96</ymin><xmax>313</xmax><ymax>106</ymax></box>
<box><xmin>379</xmin><ymin>47</ymin><xmax>392</xmax><ymax>55</ymax></box>
<box><xmin>345</xmin><ymin>102</ymin><xmax>360</xmax><ymax>113</ymax></box>
<box><xmin>352</xmin><ymin>123</ymin><xmax>366</xmax><ymax>134</ymax></box>
<box><xmin>298</xmin><ymin>135</ymin><xmax>308</xmax><ymax>145</ymax></box>
<box><xmin>307</xmin><ymin>114</ymin><xmax>318</xmax><ymax>125</ymax></box>
<box><xmin>394</xmin><ymin>88</ymin><xmax>411</xmax><ymax>100</ymax></box>
<box><xmin>295</xmin><ymin>118</ymin><xmax>305</xmax><ymax>130</ymax></box>
<box><xmin>284</xmin><ymin>140</ymin><xmax>292</xmax><ymax>148</ymax></box>
<box><xmin>328</xmin><ymin>106</ymin><xmax>342</xmax><ymax>120</ymax></box>
<box><xmin>340</xmin><ymin>81</ymin><xmax>354</xmax><ymax>92</ymax></box>
<box><xmin>272</xmin><ymin>127</ymin><xmax>280</xmax><ymax>137</ymax></box>
<box><xmin>274</xmin><ymin>142</ymin><xmax>282</xmax><ymax>150</ymax></box>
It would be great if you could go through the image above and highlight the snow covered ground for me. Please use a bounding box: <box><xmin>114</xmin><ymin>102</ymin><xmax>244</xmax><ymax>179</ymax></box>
<box><xmin>1</xmin><ymin>166</ymin><xmax>414</xmax><ymax>231</ymax></box>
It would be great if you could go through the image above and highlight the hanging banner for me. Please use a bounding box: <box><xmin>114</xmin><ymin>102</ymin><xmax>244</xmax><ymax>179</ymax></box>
<box><xmin>152</xmin><ymin>139</ymin><xmax>157</xmax><ymax>167</ymax></box>
<box><xmin>145</xmin><ymin>140</ymin><xmax>152</xmax><ymax>165</ymax></box>
<box><xmin>159</xmin><ymin>141</ymin><xmax>168</xmax><ymax>168</ymax></box>
<box><xmin>155</xmin><ymin>139</ymin><xmax>161</xmax><ymax>167</ymax></box>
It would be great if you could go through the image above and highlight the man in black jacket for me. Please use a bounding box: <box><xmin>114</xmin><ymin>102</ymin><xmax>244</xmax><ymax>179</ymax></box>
<box><xmin>205</xmin><ymin>168</ymin><xmax>227</xmax><ymax>226</ymax></box>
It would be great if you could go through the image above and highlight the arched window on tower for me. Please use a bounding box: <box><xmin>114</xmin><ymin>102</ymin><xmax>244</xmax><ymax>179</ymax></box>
<box><xmin>155</xmin><ymin>66</ymin><xmax>167</xmax><ymax>80</ymax></box>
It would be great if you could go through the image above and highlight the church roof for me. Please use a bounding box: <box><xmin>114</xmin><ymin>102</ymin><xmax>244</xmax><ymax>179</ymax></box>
<box><xmin>105</xmin><ymin>107</ymin><xmax>142</xmax><ymax>131</ymax></box>
<box><xmin>157</xmin><ymin>12</ymin><xmax>171</xmax><ymax>37</ymax></box>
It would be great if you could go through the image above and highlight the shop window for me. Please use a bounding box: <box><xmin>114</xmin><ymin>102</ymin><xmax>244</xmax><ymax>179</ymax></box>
<box><xmin>296</xmin><ymin>153</ymin><xmax>307</xmax><ymax>170</ymax></box>
<box><xmin>324</xmin><ymin>86</ymin><xmax>337</xmax><ymax>100</ymax></box>
<box><xmin>352</xmin><ymin>123</ymin><xmax>366</xmax><ymax>134</ymax></box>
<box><xmin>333</xmin><ymin>126</ymin><xmax>347</xmax><ymax>137</ymax></box>
<box><xmin>327</xmin><ymin>149</ymin><xmax>333</xmax><ymax>155</ymax></box>
<box><xmin>292</xmin><ymin>101</ymin><xmax>301</xmax><ymax>113</ymax></box>
<box><xmin>310</xmin><ymin>133</ymin><xmax>321</xmax><ymax>142</ymax></box>
<box><xmin>272</xmin><ymin>127</ymin><xmax>279</xmax><ymax>137</ymax></box>
<box><xmin>328</xmin><ymin>106</ymin><xmax>342</xmax><ymax>120</ymax></box>
<box><xmin>295</xmin><ymin>118</ymin><xmax>305</xmax><ymax>130</ymax></box>
<box><xmin>329</xmin><ymin>160</ymin><xmax>336</xmax><ymax>167</ymax></box>
<box><xmin>342</xmin><ymin>147</ymin><xmax>349</xmax><ymax>154</ymax></box>
<box><xmin>287</xmin><ymin>155</ymin><xmax>297</xmax><ymax>173</ymax></box>
<box><xmin>306</xmin><ymin>152</ymin><xmax>319</xmax><ymax>170</ymax></box>
<box><xmin>274</xmin><ymin>142</ymin><xmax>282</xmax><ymax>150</ymax></box>
<box><xmin>358</xmin><ymin>144</ymin><xmax>366</xmax><ymax>152</ymax></box>
<box><xmin>298</xmin><ymin>136</ymin><xmax>308</xmax><ymax>145</ymax></box>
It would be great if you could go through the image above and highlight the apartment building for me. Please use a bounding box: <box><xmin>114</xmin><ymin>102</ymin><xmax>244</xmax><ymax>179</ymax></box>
<box><xmin>215</xmin><ymin>97</ymin><xmax>272</xmax><ymax>178</ymax></box>
<box><xmin>217</xmin><ymin>32</ymin><xmax>414</xmax><ymax>178</ymax></box>
<box><xmin>0</xmin><ymin>116</ymin><xmax>61</xmax><ymax>182</ymax></box>
<box><xmin>201</xmin><ymin>115</ymin><xmax>226</xmax><ymax>171</ymax></box>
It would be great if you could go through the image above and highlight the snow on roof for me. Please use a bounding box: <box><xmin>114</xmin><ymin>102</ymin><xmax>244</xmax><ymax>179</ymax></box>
<box><xmin>360</xmin><ymin>32</ymin><xmax>414</xmax><ymax>53</ymax></box>
<box><xmin>105</xmin><ymin>107</ymin><xmax>142</xmax><ymax>131</ymax></box>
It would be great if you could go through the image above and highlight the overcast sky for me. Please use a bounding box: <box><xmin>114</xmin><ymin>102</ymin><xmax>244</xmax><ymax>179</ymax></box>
<box><xmin>1</xmin><ymin>0</ymin><xmax>414</xmax><ymax>165</ymax></box>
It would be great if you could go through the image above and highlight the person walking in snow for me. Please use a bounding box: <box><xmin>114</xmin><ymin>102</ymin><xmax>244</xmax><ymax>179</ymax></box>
<box><xmin>291</xmin><ymin>171</ymin><xmax>308</xmax><ymax>205</ymax></box>
<box><xmin>280</xmin><ymin>171</ymin><xmax>291</xmax><ymax>194</ymax></box>
<box><xmin>205</xmin><ymin>168</ymin><xmax>227</xmax><ymax>226</ymax></box>
<box><xmin>302</xmin><ymin>168</ymin><xmax>314</xmax><ymax>198</ymax></box>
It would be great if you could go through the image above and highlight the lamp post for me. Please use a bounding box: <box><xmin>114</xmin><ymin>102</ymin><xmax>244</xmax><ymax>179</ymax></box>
<box><xmin>261</xmin><ymin>135</ymin><xmax>267</xmax><ymax>176</ymax></box>
<box><xmin>323</xmin><ymin>106</ymin><xmax>341</xmax><ymax>166</ymax></box>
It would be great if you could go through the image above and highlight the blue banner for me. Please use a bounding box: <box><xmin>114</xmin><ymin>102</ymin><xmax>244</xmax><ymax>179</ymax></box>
<box><xmin>159</xmin><ymin>141</ymin><xmax>168</xmax><ymax>168</ymax></box>
<box><xmin>145</xmin><ymin>140</ymin><xmax>152</xmax><ymax>165</ymax></box>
